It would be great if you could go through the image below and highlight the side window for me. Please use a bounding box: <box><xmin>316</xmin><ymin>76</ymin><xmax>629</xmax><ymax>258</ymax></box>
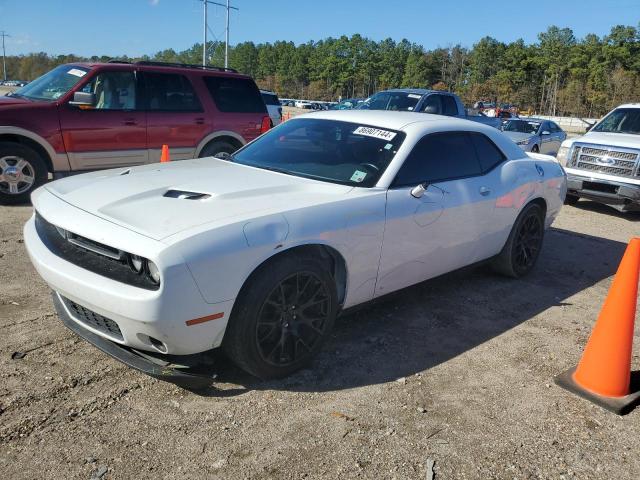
<box><xmin>143</xmin><ymin>73</ymin><xmax>202</xmax><ymax>112</ymax></box>
<box><xmin>204</xmin><ymin>76</ymin><xmax>267</xmax><ymax>113</ymax></box>
<box><xmin>440</xmin><ymin>95</ymin><xmax>458</xmax><ymax>116</ymax></box>
<box><xmin>551</xmin><ymin>122</ymin><xmax>561</xmax><ymax>133</ymax></box>
<box><xmin>82</xmin><ymin>71</ymin><xmax>137</xmax><ymax>110</ymax></box>
<box><xmin>469</xmin><ymin>133</ymin><xmax>506</xmax><ymax>172</ymax></box>
<box><xmin>422</xmin><ymin>95</ymin><xmax>442</xmax><ymax>115</ymax></box>
<box><xmin>393</xmin><ymin>132</ymin><xmax>482</xmax><ymax>187</ymax></box>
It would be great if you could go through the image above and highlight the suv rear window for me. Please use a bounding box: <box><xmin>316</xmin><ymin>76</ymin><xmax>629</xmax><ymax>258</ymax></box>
<box><xmin>261</xmin><ymin>92</ymin><xmax>280</xmax><ymax>106</ymax></box>
<box><xmin>204</xmin><ymin>76</ymin><xmax>266</xmax><ymax>113</ymax></box>
<box><xmin>143</xmin><ymin>73</ymin><xmax>202</xmax><ymax>112</ymax></box>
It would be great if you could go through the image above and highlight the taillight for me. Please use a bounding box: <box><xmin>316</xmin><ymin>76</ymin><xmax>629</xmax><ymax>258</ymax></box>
<box><xmin>260</xmin><ymin>116</ymin><xmax>272</xmax><ymax>134</ymax></box>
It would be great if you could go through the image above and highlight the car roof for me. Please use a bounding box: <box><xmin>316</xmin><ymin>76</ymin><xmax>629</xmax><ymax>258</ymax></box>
<box><xmin>260</xmin><ymin>89</ymin><xmax>277</xmax><ymax>95</ymax></box>
<box><xmin>296</xmin><ymin>110</ymin><xmax>481</xmax><ymax>131</ymax></box>
<box><xmin>66</xmin><ymin>62</ymin><xmax>251</xmax><ymax>79</ymax></box>
<box><xmin>381</xmin><ymin>88</ymin><xmax>449</xmax><ymax>96</ymax></box>
<box><xmin>616</xmin><ymin>103</ymin><xmax>640</xmax><ymax>109</ymax></box>
<box><xmin>512</xmin><ymin>117</ymin><xmax>545</xmax><ymax>123</ymax></box>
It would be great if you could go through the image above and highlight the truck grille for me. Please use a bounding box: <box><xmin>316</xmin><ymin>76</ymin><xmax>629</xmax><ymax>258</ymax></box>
<box><xmin>569</xmin><ymin>144</ymin><xmax>640</xmax><ymax>178</ymax></box>
<box><xmin>61</xmin><ymin>295</ymin><xmax>123</xmax><ymax>341</ymax></box>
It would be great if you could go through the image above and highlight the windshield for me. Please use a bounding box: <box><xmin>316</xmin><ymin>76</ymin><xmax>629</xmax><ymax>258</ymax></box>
<box><xmin>593</xmin><ymin>108</ymin><xmax>640</xmax><ymax>135</ymax></box>
<box><xmin>502</xmin><ymin>120</ymin><xmax>541</xmax><ymax>135</ymax></box>
<box><xmin>231</xmin><ymin>118</ymin><xmax>406</xmax><ymax>187</ymax></box>
<box><xmin>11</xmin><ymin>65</ymin><xmax>89</xmax><ymax>101</ymax></box>
<box><xmin>358</xmin><ymin>91</ymin><xmax>421</xmax><ymax>111</ymax></box>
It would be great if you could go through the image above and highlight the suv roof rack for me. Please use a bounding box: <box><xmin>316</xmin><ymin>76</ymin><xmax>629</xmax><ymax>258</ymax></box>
<box><xmin>134</xmin><ymin>61</ymin><xmax>238</xmax><ymax>73</ymax></box>
<box><xmin>107</xmin><ymin>59</ymin><xmax>131</xmax><ymax>64</ymax></box>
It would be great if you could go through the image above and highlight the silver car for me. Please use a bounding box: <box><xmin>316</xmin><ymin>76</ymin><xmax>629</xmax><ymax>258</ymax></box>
<box><xmin>501</xmin><ymin>118</ymin><xmax>566</xmax><ymax>155</ymax></box>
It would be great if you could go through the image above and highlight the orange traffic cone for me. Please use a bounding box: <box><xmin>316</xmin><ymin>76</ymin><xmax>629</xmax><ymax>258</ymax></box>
<box><xmin>555</xmin><ymin>237</ymin><xmax>640</xmax><ymax>415</ymax></box>
<box><xmin>160</xmin><ymin>144</ymin><xmax>170</xmax><ymax>163</ymax></box>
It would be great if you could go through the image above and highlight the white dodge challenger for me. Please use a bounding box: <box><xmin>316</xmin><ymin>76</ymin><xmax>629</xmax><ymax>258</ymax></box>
<box><xmin>24</xmin><ymin>111</ymin><xmax>566</xmax><ymax>387</ymax></box>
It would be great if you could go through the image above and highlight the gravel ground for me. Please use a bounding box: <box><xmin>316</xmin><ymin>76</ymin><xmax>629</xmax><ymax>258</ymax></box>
<box><xmin>1</xmin><ymin>199</ymin><xmax>639</xmax><ymax>480</ymax></box>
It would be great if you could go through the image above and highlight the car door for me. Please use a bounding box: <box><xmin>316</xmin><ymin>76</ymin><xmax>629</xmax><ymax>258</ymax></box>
<box><xmin>141</xmin><ymin>71</ymin><xmax>210</xmax><ymax>162</ymax></box>
<box><xmin>59</xmin><ymin>69</ymin><xmax>148</xmax><ymax>170</ymax></box>
<box><xmin>538</xmin><ymin>121</ymin><xmax>555</xmax><ymax>155</ymax></box>
<box><xmin>375</xmin><ymin>131</ymin><xmax>494</xmax><ymax>297</ymax></box>
<box><xmin>549</xmin><ymin>122</ymin><xmax>566</xmax><ymax>154</ymax></box>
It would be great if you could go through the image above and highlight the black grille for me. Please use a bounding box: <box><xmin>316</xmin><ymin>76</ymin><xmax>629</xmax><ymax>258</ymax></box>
<box><xmin>34</xmin><ymin>212</ymin><xmax>159</xmax><ymax>291</ymax></box>
<box><xmin>61</xmin><ymin>296</ymin><xmax>123</xmax><ymax>341</ymax></box>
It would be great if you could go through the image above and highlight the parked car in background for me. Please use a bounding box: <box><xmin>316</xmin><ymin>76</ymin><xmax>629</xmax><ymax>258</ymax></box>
<box><xmin>330</xmin><ymin>98</ymin><xmax>363</xmax><ymax>110</ymax></box>
<box><xmin>557</xmin><ymin>104</ymin><xmax>640</xmax><ymax>211</ymax></box>
<box><xmin>295</xmin><ymin>100</ymin><xmax>314</xmax><ymax>109</ymax></box>
<box><xmin>501</xmin><ymin>118</ymin><xmax>566</xmax><ymax>154</ymax></box>
<box><xmin>358</xmin><ymin>89</ymin><xmax>503</xmax><ymax>128</ymax></box>
<box><xmin>260</xmin><ymin>89</ymin><xmax>282</xmax><ymax>125</ymax></box>
<box><xmin>0</xmin><ymin>61</ymin><xmax>271</xmax><ymax>204</ymax></box>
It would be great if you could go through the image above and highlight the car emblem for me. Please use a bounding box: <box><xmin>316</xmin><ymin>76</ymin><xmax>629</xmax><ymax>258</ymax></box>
<box><xmin>597</xmin><ymin>156</ymin><xmax>616</xmax><ymax>166</ymax></box>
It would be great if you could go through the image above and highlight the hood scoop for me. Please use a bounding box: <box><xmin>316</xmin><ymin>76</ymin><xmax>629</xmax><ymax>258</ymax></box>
<box><xmin>163</xmin><ymin>189</ymin><xmax>211</xmax><ymax>201</ymax></box>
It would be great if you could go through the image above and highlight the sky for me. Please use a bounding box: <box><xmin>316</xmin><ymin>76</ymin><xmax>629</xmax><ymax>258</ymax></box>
<box><xmin>0</xmin><ymin>0</ymin><xmax>639</xmax><ymax>57</ymax></box>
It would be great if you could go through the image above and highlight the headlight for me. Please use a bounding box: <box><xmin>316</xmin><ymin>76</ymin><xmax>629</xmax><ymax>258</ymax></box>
<box><xmin>146</xmin><ymin>260</ymin><xmax>161</xmax><ymax>285</ymax></box>
<box><xmin>516</xmin><ymin>138</ymin><xmax>531</xmax><ymax>145</ymax></box>
<box><xmin>557</xmin><ymin>146</ymin><xmax>569</xmax><ymax>165</ymax></box>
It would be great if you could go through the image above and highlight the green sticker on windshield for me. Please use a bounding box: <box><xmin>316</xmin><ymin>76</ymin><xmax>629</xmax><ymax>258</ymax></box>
<box><xmin>350</xmin><ymin>170</ymin><xmax>367</xmax><ymax>183</ymax></box>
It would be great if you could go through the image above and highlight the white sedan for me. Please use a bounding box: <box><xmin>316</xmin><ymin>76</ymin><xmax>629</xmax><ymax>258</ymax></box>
<box><xmin>24</xmin><ymin>111</ymin><xmax>567</xmax><ymax>386</ymax></box>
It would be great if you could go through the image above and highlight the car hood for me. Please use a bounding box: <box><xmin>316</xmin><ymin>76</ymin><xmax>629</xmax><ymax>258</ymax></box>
<box><xmin>0</xmin><ymin>94</ymin><xmax>37</xmax><ymax>107</ymax></box>
<box><xmin>574</xmin><ymin>131</ymin><xmax>640</xmax><ymax>150</ymax></box>
<box><xmin>502</xmin><ymin>131</ymin><xmax>535</xmax><ymax>143</ymax></box>
<box><xmin>44</xmin><ymin>158</ymin><xmax>354</xmax><ymax>241</ymax></box>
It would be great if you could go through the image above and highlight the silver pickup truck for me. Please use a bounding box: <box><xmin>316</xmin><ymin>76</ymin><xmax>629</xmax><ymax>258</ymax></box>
<box><xmin>357</xmin><ymin>89</ymin><xmax>504</xmax><ymax>128</ymax></box>
<box><xmin>557</xmin><ymin>104</ymin><xmax>640</xmax><ymax>212</ymax></box>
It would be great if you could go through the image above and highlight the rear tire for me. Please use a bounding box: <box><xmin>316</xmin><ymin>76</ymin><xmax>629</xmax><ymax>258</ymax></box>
<box><xmin>564</xmin><ymin>194</ymin><xmax>579</xmax><ymax>206</ymax></box>
<box><xmin>491</xmin><ymin>203</ymin><xmax>545</xmax><ymax>278</ymax></box>
<box><xmin>198</xmin><ymin>140</ymin><xmax>238</xmax><ymax>158</ymax></box>
<box><xmin>223</xmin><ymin>253</ymin><xmax>338</xmax><ymax>379</ymax></box>
<box><xmin>0</xmin><ymin>142</ymin><xmax>48</xmax><ymax>205</ymax></box>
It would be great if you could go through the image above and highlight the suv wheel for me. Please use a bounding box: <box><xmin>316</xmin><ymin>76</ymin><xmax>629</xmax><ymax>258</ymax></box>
<box><xmin>564</xmin><ymin>194</ymin><xmax>579</xmax><ymax>206</ymax></box>
<box><xmin>199</xmin><ymin>140</ymin><xmax>238</xmax><ymax>158</ymax></box>
<box><xmin>223</xmin><ymin>253</ymin><xmax>338</xmax><ymax>379</ymax></box>
<box><xmin>0</xmin><ymin>142</ymin><xmax>48</xmax><ymax>205</ymax></box>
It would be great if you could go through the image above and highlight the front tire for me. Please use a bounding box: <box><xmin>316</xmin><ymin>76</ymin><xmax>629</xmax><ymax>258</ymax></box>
<box><xmin>198</xmin><ymin>140</ymin><xmax>238</xmax><ymax>158</ymax></box>
<box><xmin>223</xmin><ymin>253</ymin><xmax>338</xmax><ymax>379</ymax></box>
<box><xmin>531</xmin><ymin>145</ymin><xmax>539</xmax><ymax>153</ymax></box>
<box><xmin>491</xmin><ymin>203</ymin><xmax>545</xmax><ymax>278</ymax></box>
<box><xmin>0</xmin><ymin>142</ymin><xmax>48</xmax><ymax>205</ymax></box>
<box><xmin>564</xmin><ymin>194</ymin><xmax>579</xmax><ymax>206</ymax></box>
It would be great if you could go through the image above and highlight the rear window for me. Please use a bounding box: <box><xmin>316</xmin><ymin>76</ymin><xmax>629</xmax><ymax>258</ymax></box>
<box><xmin>143</xmin><ymin>73</ymin><xmax>202</xmax><ymax>112</ymax></box>
<box><xmin>261</xmin><ymin>92</ymin><xmax>280</xmax><ymax>106</ymax></box>
<box><xmin>204</xmin><ymin>76</ymin><xmax>267</xmax><ymax>113</ymax></box>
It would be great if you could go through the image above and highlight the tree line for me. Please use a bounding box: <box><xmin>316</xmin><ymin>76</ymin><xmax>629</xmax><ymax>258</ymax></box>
<box><xmin>3</xmin><ymin>24</ymin><xmax>640</xmax><ymax>117</ymax></box>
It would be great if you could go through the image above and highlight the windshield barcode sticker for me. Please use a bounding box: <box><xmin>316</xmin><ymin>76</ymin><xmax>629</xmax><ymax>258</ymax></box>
<box><xmin>350</xmin><ymin>170</ymin><xmax>367</xmax><ymax>183</ymax></box>
<box><xmin>353</xmin><ymin>126</ymin><xmax>397</xmax><ymax>141</ymax></box>
<box><xmin>67</xmin><ymin>68</ymin><xmax>86</xmax><ymax>77</ymax></box>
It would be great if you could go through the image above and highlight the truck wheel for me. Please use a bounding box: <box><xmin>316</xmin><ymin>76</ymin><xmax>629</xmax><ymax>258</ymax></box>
<box><xmin>223</xmin><ymin>253</ymin><xmax>338</xmax><ymax>379</ymax></box>
<box><xmin>564</xmin><ymin>194</ymin><xmax>579</xmax><ymax>206</ymax></box>
<box><xmin>491</xmin><ymin>203</ymin><xmax>545</xmax><ymax>278</ymax></box>
<box><xmin>0</xmin><ymin>142</ymin><xmax>48</xmax><ymax>205</ymax></box>
<box><xmin>198</xmin><ymin>140</ymin><xmax>238</xmax><ymax>158</ymax></box>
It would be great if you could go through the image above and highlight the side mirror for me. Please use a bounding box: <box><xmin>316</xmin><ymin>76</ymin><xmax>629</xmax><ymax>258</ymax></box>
<box><xmin>213</xmin><ymin>151</ymin><xmax>232</xmax><ymax>160</ymax></box>
<box><xmin>69</xmin><ymin>91</ymin><xmax>96</xmax><ymax>108</ymax></box>
<box><xmin>541</xmin><ymin>130</ymin><xmax>550</xmax><ymax>136</ymax></box>
<box><xmin>410</xmin><ymin>184</ymin><xmax>427</xmax><ymax>198</ymax></box>
<box><xmin>585</xmin><ymin>124</ymin><xmax>593</xmax><ymax>132</ymax></box>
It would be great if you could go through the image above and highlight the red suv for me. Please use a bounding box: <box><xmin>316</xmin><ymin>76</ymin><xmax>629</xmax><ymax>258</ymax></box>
<box><xmin>0</xmin><ymin>61</ymin><xmax>271</xmax><ymax>204</ymax></box>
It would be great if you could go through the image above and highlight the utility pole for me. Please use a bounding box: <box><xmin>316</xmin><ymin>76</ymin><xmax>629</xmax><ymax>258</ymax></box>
<box><xmin>0</xmin><ymin>31</ymin><xmax>9</xmax><ymax>82</ymax></box>
<box><xmin>200</xmin><ymin>1</ymin><xmax>238</xmax><ymax>68</ymax></box>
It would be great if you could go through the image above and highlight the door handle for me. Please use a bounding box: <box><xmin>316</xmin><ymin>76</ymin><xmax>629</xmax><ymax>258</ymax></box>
<box><xmin>479</xmin><ymin>186</ymin><xmax>491</xmax><ymax>196</ymax></box>
<box><xmin>195</xmin><ymin>118</ymin><xmax>205</xmax><ymax>125</ymax></box>
<box><xmin>123</xmin><ymin>119</ymin><xmax>137</xmax><ymax>126</ymax></box>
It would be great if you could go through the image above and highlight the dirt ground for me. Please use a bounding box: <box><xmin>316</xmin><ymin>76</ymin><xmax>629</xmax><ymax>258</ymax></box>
<box><xmin>1</xmin><ymin>199</ymin><xmax>639</xmax><ymax>480</ymax></box>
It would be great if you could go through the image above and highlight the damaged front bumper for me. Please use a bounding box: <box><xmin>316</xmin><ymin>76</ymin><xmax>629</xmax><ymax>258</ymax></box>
<box><xmin>52</xmin><ymin>292</ymin><xmax>217</xmax><ymax>390</ymax></box>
